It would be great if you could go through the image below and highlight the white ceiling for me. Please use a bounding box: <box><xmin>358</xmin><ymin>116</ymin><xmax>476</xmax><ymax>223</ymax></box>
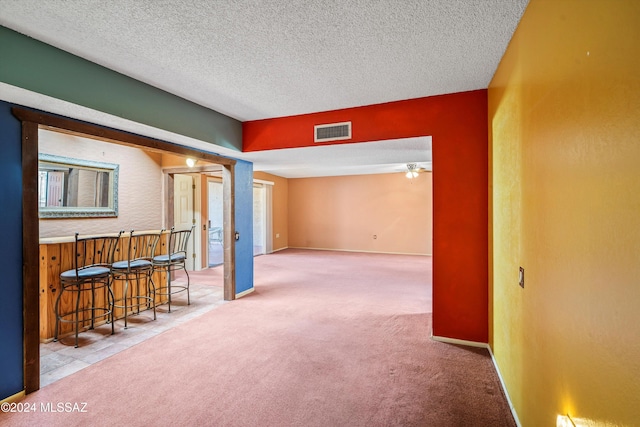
<box><xmin>0</xmin><ymin>0</ymin><xmax>528</xmax><ymax>178</ymax></box>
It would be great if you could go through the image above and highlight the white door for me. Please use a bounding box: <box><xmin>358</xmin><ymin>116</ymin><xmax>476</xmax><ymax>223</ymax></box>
<box><xmin>46</xmin><ymin>171</ymin><xmax>65</xmax><ymax>207</ymax></box>
<box><xmin>174</xmin><ymin>174</ymin><xmax>195</xmax><ymax>270</ymax></box>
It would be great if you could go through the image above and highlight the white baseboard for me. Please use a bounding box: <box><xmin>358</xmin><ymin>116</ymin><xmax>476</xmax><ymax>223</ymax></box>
<box><xmin>431</xmin><ymin>335</ymin><xmax>489</xmax><ymax>348</ymax></box>
<box><xmin>235</xmin><ymin>287</ymin><xmax>254</xmax><ymax>299</ymax></box>
<box><xmin>288</xmin><ymin>246</ymin><xmax>431</xmax><ymax>256</ymax></box>
<box><xmin>269</xmin><ymin>246</ymin><xmax>289</xmax><ymax>253</ymax></box>
<box><xmin>431</xmin><ymin>335</ymin><xmax>521</xmax><ymax>427</ymax></box>
<box><xmin>487</xmin><ymin>346</ymin><xmax>521</xmax><ymax>427</ymax></box>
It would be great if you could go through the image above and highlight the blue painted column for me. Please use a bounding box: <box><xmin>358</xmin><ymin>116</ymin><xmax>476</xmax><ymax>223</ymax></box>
<box><xmin>234</xmin><ymin>160</ymin><xmax>254</xmax><ymax>295</ymax></box>
<box><xmin>0</xmin><ymin>101</ymin><xmax>25</xmax><ymax>399</ymax></box>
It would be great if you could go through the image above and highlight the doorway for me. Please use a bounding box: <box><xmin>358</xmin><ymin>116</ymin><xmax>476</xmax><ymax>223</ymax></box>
<box><xmin>253</xmin><ymin>183</ymin><xmax>265</xmax><ymax>256</ymax></box>
<box><xmin>253</xmin><ymin>180</ymin><xmax>273</xmax><ymax>256</ymax></box>
<box><xmin>208</xmin><ymin>178</ymin><xmax>224</xmax><ymax>267</ymax></box>
<box><xmin>16</xmin><ymin>107</ymin><xmax>237</xmax><ymax>394</ymax></box>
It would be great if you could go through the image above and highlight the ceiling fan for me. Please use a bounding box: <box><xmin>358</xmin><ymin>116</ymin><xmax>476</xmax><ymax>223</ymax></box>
<box><xmin>405</xmin><ymin>163</ymin><xmax>428</xmax><ymax>179</ymax></box>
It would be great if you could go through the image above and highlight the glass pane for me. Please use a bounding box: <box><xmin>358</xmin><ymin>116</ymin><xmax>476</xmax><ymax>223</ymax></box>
<box><xmin>253</xmin><ymin>185</ymin><xmax>265</xmax><ymax>256</ymax></box>
<box><xmin>207</xmin><ymin>180</ymin><xmax>224</xmax><ymax>267</ymax></box>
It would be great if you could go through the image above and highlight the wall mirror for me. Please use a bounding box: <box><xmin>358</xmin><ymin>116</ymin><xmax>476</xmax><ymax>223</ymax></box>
<box><xmin>38</xmin><ymin>153</ymin><xmax>119</xmax><ymax>218</ymax></box>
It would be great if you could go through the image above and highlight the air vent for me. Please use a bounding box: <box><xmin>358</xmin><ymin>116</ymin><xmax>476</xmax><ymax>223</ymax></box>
<box><xmin>314</xmin><ymin>121</ymin><xmax>352</xmax><ymax>143</ymax></box>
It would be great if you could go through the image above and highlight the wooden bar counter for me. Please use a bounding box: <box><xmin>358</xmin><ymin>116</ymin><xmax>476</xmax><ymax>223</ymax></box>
<box><xmin>39</xmin><ymin>230</ymin><xmax>170</xmax><ymax>342</ymax></box>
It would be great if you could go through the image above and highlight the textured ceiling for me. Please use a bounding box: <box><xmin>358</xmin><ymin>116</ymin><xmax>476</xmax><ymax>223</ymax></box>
<box><xmin>0</xmin><ymin>0</ymin><xmax>528</xmax><ymax>177</ymax></box>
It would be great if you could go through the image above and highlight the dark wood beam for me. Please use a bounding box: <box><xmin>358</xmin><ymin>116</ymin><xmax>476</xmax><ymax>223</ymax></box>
<box><xmin>21</xmin><ymin>121</ymin><xmax>40</xmax><ymax>394</ymax></box>
<box><xmin>12</xmin><ymin>107</ymin><xmax>237</xmax><ymax>167</ymax></box>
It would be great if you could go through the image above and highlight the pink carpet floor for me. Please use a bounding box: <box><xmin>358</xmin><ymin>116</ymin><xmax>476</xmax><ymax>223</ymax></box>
<box><xmin>0</xmin><ymin>249</ymin><xmax>514</xmax><ymax>427</ymax></box>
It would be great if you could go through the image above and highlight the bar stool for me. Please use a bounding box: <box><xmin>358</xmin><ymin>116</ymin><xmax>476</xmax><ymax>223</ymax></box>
<box><xmin>55</xmin><ymin>232</ymin><xmax>122</xmax><ymax>347</ymax></box>
<box><xmin>152</xmin><ymin>226</ymin><xmax>194</xmax><ymax>312</ymax></box>
<box><xmin>111</xmin><ymin>230</ymin><xmax>161</xmax><ymax>329</ymax></box>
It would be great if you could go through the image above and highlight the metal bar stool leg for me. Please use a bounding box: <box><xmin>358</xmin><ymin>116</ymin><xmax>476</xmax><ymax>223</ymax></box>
<box><xmin>146</xmin><ymin>271</ymin><xmax>157</xmax><ymax>320</ymax></box>
<box><xmin>123</xmin><ymin>276</ymin><xmax>130</xmax><ymax>329</ymax></box>
<box><xmin>107</xmin><ymin>279</ymin><xmax>115</xmax><ymax>335</ymax></box>
<box><xmin>167</xmin><ymin>266</ymin><xmax>172</xmax><ymax>313</ymax></box>
<box><xmin>135</xmin><ymin>271</ymin><xmax>142</xmax><ymax>315</ymax></box>
<box><xmin>184</xmin><ymin>268</ymin><xmax>191</xmax><ymax>305</ymax></box>
<box><xmin>74</xmin><ymin>284</ymin><xmax>82</xmax><ymax>348</ymax></box>
<box><xmin>90</xmin><ymin>280</ymin><xmax>96</xmax><ymax>330</ymax></box>
<box><xmin>54</xmin><ymin>283</ymin><xmax>64</xmax><ymax>342</ymax></box>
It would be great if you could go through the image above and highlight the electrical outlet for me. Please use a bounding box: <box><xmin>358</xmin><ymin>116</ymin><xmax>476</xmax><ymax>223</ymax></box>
<box><xmin>276</xmin><ymin>233</ymin><xmax>280</xmax><ymax>238</ymax></box>
<box><xmin>373</xmin><ymin>235</ymin><xmax>377</xmax><ymax>240</ymax></box>
<box><xmin>519</xmin><ymin>267</ymin><xmax>524</xmax><ymax>288</ymax></box>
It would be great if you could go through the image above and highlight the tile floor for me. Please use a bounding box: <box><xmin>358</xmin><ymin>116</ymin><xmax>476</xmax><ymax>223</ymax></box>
<box><xmin>40</xmin><ymin>279</ymin><xmax>226</xmax><ymax>387</ymax></box>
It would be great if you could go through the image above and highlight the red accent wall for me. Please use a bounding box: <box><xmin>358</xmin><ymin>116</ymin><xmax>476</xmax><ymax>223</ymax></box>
<box><xmin>243</xmin><ymin>90</ymin><xmax>489</xmax><ymax>342</ymax></box>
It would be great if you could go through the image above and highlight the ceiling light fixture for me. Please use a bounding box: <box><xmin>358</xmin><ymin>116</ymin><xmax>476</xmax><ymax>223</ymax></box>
<box><xmin>186</xmin><ymin>158</ymin><xmax>196</xmax><ymax>168</ymax></box>
<box><xmin>405</xmin><ymin>163</ymin><xmax>419</xmax><ymax>179</ymax></box>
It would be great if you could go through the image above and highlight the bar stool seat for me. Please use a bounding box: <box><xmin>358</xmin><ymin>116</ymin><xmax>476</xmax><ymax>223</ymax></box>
<box><xmin>55</xmin><ymin>232</ymin><xmax>121</xmax><ymax>347</ymax></box>
<box><xmin>151</xmin><ymin>253</ymin><xmax>185</xmax><ymax>263</ymax></box>
<box><xmin>112</xmin><ymin>259</ymin><xmax>152</xmax><ymax>269</ymax></box>
<box><xmin>61</xmin><ymin>266</ymin><xmax>110</xmax><ymax>279</ymax></box>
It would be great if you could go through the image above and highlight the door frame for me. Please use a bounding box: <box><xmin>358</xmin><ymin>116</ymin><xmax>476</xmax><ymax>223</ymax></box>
<box><xmin>13</xmin><ymin>107</ymin><xmax>237</xmax><ymax>394</ymax></box>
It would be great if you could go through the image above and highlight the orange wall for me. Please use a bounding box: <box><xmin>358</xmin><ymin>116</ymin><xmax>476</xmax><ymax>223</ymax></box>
<box><xmin>253</xmin><ymin>171</ymin><xmax>289</xmax><ymax>251</ymax></box>
<box><xmin>244</xmin><ymin>90</ymin><xmax>488</xmax><ymax>342</ymax></box>
<box><xmin>288</xmin><ymin>172</ymin><xmax>432</xmax><ymax>255</ymax></box>
<box><xmin>489</xmin><ymin>0</ymin><xmax>640</xmax><ymax>425</ymax></box>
